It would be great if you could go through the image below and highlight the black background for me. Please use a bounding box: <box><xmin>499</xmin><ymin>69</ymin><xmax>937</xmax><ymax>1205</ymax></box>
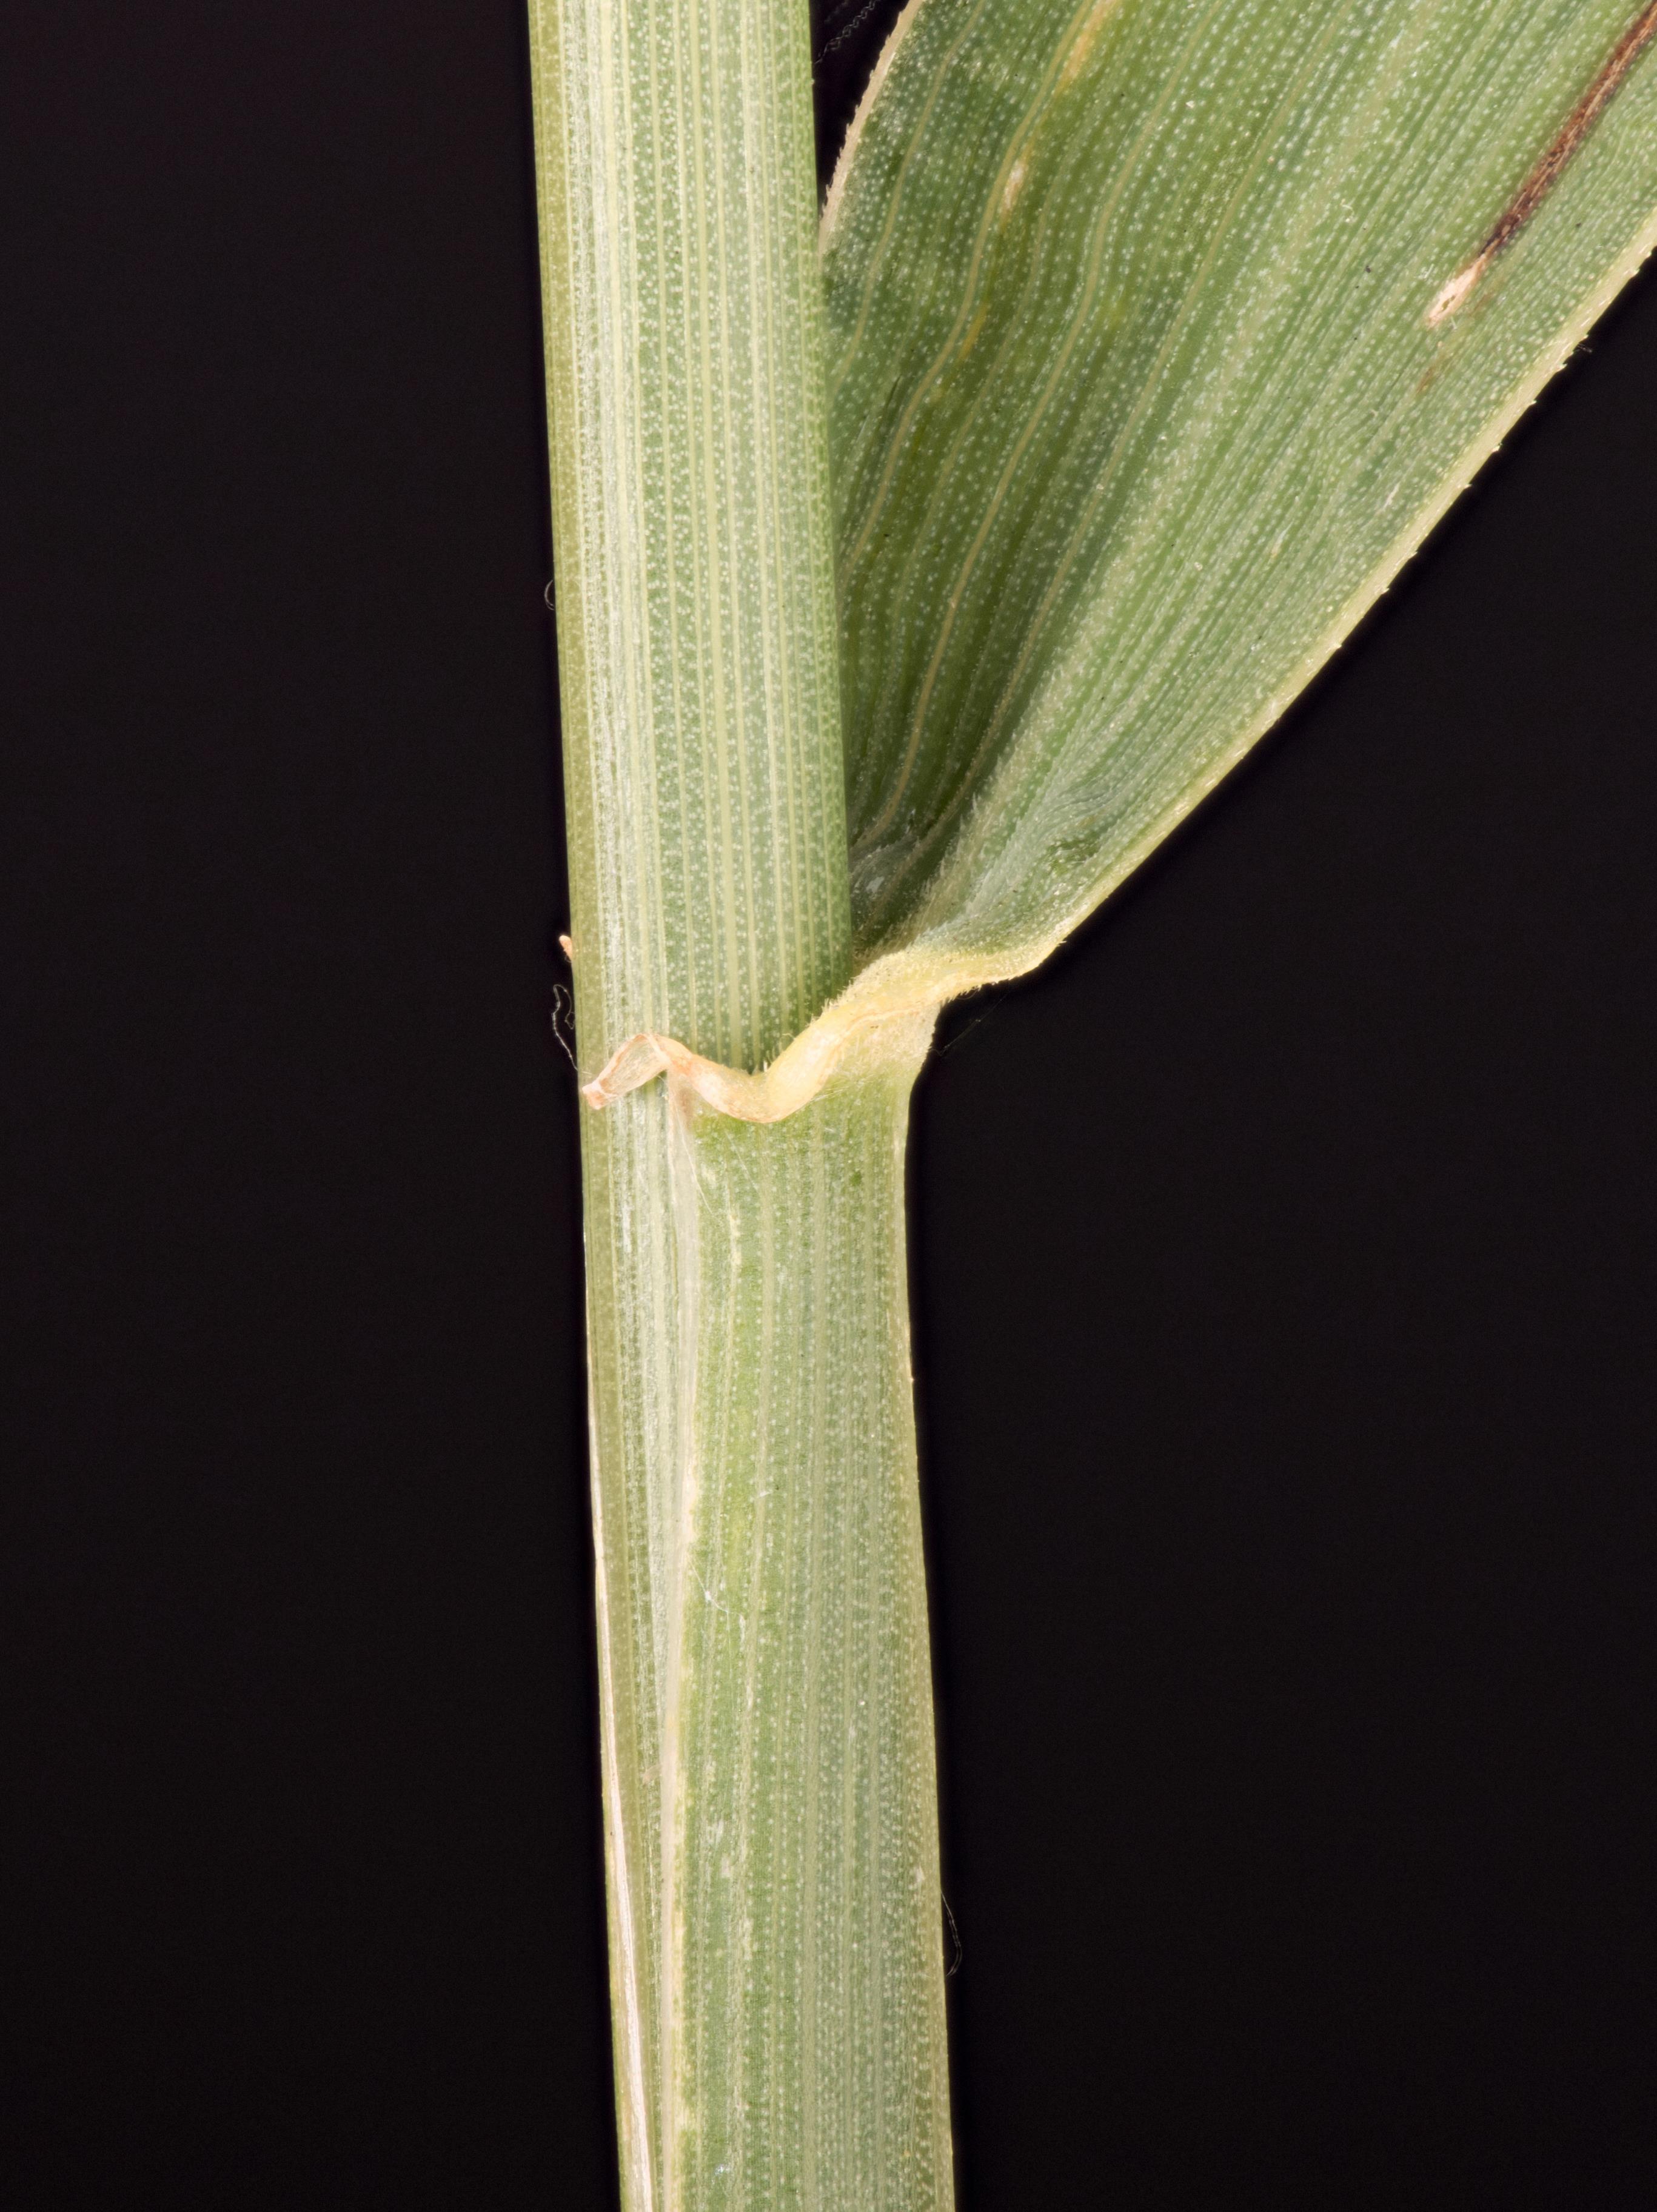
<box><xmin>4</xmin><ymin>2</ymin><xmax>1655</xmax><ymax>2204</ymax></box>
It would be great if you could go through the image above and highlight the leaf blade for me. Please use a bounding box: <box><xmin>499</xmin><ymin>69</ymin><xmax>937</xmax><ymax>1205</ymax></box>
<box><xmin>825</xmin><ymin>0</ymin><xmax>1657</xmax><ymax>978</ymax></box>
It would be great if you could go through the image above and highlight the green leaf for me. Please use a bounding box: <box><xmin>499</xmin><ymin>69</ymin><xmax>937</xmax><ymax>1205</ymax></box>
<box><xmin>815</xmin><ymin>0</ymin><xmax>1657</xmax><ymax>1008</ymax></box>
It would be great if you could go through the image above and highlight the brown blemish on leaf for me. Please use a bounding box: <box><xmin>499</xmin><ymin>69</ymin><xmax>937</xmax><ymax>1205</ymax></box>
<box><xmin>1060</xmin><ymin>0</ymin><xmax>1120</xmax><ymax>88</ymax></box>
<box><xmin>1428</xmin><ymin>1</ymin><xmax>1657</xmax><ymax>324</ymax></box>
